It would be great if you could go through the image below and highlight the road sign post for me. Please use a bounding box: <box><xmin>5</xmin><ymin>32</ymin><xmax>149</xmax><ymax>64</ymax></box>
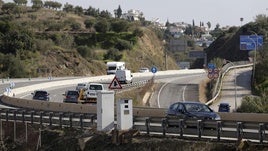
<box><xmin>240</xmin><ymin>35</ymin><xmax>263</xmax><ymax>85</ymax></box>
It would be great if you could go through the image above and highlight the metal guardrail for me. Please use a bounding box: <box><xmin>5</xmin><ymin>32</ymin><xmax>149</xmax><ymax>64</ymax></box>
<box><xmin>1</xmin><ymin>108</ymin><xmax>267</xmax><ymax>143</ymax></box>
<box><xmin>206</xmin><ymin>62</ymin><xmax>253</xmax><ymax>106</ymax></box>
<box><xmin>0</xmin><ymin>108</ymin><xmax>96</xmax><ymax>129</ymax></box>
<box><xmin>134</xmin><ymin>116</ymin><xmax>267</xmax><ymax>143</ymax></box>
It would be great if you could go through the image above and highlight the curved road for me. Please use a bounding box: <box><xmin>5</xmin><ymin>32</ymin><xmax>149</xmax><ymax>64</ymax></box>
<box><xmin>210</xmin><ymin>67</ymin><xmax>252</xmax><ymax>112</ymax></box>
<box><xmin>149</xmin><ymin>73</ymin><xmax>207</xmax><ymax>108</ymax></box>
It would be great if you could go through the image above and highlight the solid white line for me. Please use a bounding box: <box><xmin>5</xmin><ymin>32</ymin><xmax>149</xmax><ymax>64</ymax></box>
<box><xmin>182</xmin><ymin>85</ymin><xmax>187</xmax><ymax>102</ymax></box>
<box><xmin>157</xmin><ymin>74</ymin><xmax>201</xmax><ymax>108</ymax></box>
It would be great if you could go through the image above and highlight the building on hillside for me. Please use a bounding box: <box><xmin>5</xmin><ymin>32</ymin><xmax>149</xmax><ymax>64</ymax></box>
<box><xmin>167</xmin><ymin>22</ymin><xmax>189</xmax><ymax>38</ymax></box>
<box><xmin>169</xmin><ymin>39</ymin><xmax>187</xmax><ymax>52</ymax></box>
<box><xmin>121</xmin><ymin>9</ymin><xmax>143</xmax><ymax>21</ymax></box>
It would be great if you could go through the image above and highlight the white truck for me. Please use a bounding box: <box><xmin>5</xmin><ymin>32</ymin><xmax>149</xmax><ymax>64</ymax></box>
<box><xmin>106</xmin><ymin>61</ymin><xmax>125</xmax><ymax>75</ymax></box>
<box><xmin>80</xmin><ymin>83</ymin><xmax>104</xmax><ymax>103</ymax></box>
<box><xmin>115</xmin><ymin>69</ymin><xmax>133</xmax><ymax>84</ymax></box>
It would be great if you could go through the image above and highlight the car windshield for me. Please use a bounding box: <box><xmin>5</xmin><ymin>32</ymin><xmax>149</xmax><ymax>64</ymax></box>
<box><xmin>67</xmin><ymin>91</ymin><xmax>79</xmax><ymax>95</ymax></box>
<box><xmin>185</xmin><ymin>103</ymin><xmax>212</xmax><ymax>112</ymax></box>
<box><xmin>35</xmin><ymin>91</ymin><xmax>47</xmax><ymax>96</ymax></box>
<box><xmin>89</xmin><ymin>85</ymin><xmax>103</xmax><ymax>90</ymax></box>
<box><xmin>78</xmin><ymin>83</ymin><xmax>86</xmax><ymax>86</ymax></box>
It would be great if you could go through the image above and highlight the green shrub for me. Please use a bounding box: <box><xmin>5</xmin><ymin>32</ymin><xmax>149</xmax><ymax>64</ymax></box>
<box><xmin>104</xmin><ymin>48</ymin><xmax>122</xmax><ymax>61</ymax></box>
<box><xmin>115</xmin><ymin>39</ymin><xmax>133</xmax><ymax>51</ymax></box>
<box><xmin>237</xmin><ymin>96</ymin><xmax>266</xmax><ymax>113</ymax></box>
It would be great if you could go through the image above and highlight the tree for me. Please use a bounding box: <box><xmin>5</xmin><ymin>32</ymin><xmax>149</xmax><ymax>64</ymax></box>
<box><xmin>84</xmin><ymin>19</ymin><xmax>95</xmax><ymax>30</ymax></box>
<box><xmin>13</xmin><ymin>0</ymin><xmax>27</xmax><ymax>5</ymax></box>
<box><xmin>104</xmin><ymin>49</ymin><xmax>122</xmax><ymax>61</ymax></box>
<box><xmin>85</xmin><ymin>6</ymin><xmax>99</xmax><ymax>17</ymax></box>
<box><xmin>99</xmin><ymin>10</ymin><xmax>111</xmax><ymax>18</ymax></box>
<box><xmin>110</xmin><ymin>20</ymin><xmax>129</xmax><ymax>32</ymax></box>
<box><xmin>94</xmin><ymin>18</ymin><xmax>109</xmax><ymax>33</ymax></box>
<box><xmin>254</xmin><ymin>14</ymin><xmax>267</xmax><ymax>23</ymax></box>
<box><xmin>31</xmin><ymin>0</ymin><xmax>43</xmax><ymax>11</ymax></box>
<box><xmin>207</xmin><ymin>21</ymin><xmax>211</xmax><ymax>29</ymax></box>
<box><xmin>116</xmin><ymin>5</ymin><xmax>122</xmax><ymax>18</ymax></box>
<box><xmin>2</xmin><ymin>2</ymin><xmax>16</xmax><ymax>14</ymax></box>
<box><xmin>44</xmin><ymin>1</ymin><xmax>62</xmax><ymax>10</ymax></box>
<box><xmin>63</xmin><ymin>3</ymin><xmax>73</xmax><ymax>13</ymax></box>
<box><xmin>13</xmin><ymin>5</ymin><xmax>27</xmax><ymax>17</ymax></box>
<box><xmin>74</xmin><ymin>6</ymin><xmax>83</xmax><ymax>16</ymax></box>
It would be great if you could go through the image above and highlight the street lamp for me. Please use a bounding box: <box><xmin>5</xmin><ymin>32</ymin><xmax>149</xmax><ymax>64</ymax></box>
<box><xmin>248</xmin><ymin>31</ymin><xmax>258</xmax><ymax>85</ymax></box>
<box><xmin>224</xmin><ymin>59</ymin><xmax>237</xmax><ymax>111</ymax></box>
<box><xmin>163</xmin><ymin>40</ymin><xmax>167</xmax><ymax>70</ymax></box>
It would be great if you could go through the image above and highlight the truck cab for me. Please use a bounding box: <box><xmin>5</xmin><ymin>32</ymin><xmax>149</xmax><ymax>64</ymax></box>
<box><xmin>80</xmin><ymin>83</ymin><xmax>104</xmax><ymax>103</ymax></box>
<box><xmin>106</xmin><ymin>61</ymin><xmax>125</xmax><ymax>75</ymax></box>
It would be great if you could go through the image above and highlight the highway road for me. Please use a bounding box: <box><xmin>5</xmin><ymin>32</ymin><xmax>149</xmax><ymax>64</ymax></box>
<box><xmin>15</xmin><ymin>70</ymin><xmax>206</xmax><ymax>107</ymax></box>
<box><xmin>210</xmin><ymin>67</ymin><xmax>252</xmax><ymax>112</ymax></box>
<box><xmin>149</xmin><ymin>73</ymin><xmax>207</xmax><ymax>108</ymax></box>
<box><xmin>1</xmin><ymin>67</ymin><xmax>252</xmax><ymax>114</ymax></box>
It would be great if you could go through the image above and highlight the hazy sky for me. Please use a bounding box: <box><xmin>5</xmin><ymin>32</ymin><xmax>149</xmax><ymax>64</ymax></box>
<box><xmin>4</xmin><ymin>0</ymin><xmax>268</xmax><ymax>28</ymax></box>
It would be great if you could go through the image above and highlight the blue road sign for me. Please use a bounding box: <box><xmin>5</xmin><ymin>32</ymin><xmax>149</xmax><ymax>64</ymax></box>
<box><xmin>207</xmin><ymin>63</ymin><xmax>215</xmax><ymax>69</ymax></box>
<box><xmin>240</xmin><ymin>35</ymin><xmax>263</xmax><ymax>50</ymax></box>
<box><xmin>151</xmin><ymin>66</ymin><xmax>157</xmax><ymax>73</ymax></box>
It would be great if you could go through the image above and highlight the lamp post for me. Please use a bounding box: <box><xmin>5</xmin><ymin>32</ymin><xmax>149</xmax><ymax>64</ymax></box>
<box><xmin>224</xmin><ymin>59</ymin><xmax>237</xmax><ymax>111</ymax></box>
<box><xmin>248</xmin><ymin>31</ymin><xmax>258</xmax><ymax>85</ymax></box>
<box><xmin>163</xmin><ymin>40</ymin><xmax>167</xmax><ymax>70</ymax></box>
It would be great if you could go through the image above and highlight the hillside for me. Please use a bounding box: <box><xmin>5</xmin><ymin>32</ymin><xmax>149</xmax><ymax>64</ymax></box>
<box><xmin>0</xmin><ymin>8</ymin><xmax>178</xmax><ymax>78</ymax></box>
<box><xmin>205</xmin><ymin>22</ymin><xmax>267</xmax><ymax>63</ymax></box>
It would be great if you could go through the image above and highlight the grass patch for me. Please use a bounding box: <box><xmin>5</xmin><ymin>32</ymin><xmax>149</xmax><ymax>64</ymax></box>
<box><xmin>199</xmin><ymin>78</ymin><xmax>212</xmax><ymax>104</ymax></box>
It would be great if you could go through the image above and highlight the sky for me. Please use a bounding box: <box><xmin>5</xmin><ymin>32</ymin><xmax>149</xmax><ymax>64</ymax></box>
<box><xmin>4</xmin><ymin>0</ymin><xmax>268</xmax><ymax>28</ymax></box>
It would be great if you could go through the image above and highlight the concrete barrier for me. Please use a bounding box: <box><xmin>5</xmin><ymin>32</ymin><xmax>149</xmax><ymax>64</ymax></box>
<box><xmin>0</xmin><ymin>95</ymin><xmax>96</xmax><ymax>114</ymax></box>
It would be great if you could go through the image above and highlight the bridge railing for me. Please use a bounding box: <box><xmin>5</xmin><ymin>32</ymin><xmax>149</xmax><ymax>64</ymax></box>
<box><xmin>1</xmin><ymin>107</ymin><xmax>268</xmax><ymax>143</ymax></box>
<box><xmin>133</xmin><ymin>116</ymin><xmax>268</xmax><ymax>143</ymax></box>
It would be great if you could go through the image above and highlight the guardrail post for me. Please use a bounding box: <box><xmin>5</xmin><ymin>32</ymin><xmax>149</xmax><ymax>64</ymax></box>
<box><xmin>59</xmin><ymin>113</ymin><xmax>63</xmax><ymax>128</ymax></box>
<box><xmin>49</xmin><ymin>112</ymin><xmax>53</xmax><ymax>127</ymax></box>
<box><xmin>30</xmin><ymin>111</ymin><xmax>34</xmax><ymax>124</ymax></box>
<box><xmin>39</xmin><ymin>111</ymin><xmax>43</xmax><ymax>127</ymax></box>
<box><xmin>69</xmin><ymin>113</ymin><xmax>73</xmax><ymax>128</ymax></box>
<box><xmin>80</xmin><ymin>114</ymin><xmax>84</xmax><ymax>129</ymax></box>
<box><xmin>91</xmin><ymin>115</ymin><xmax>95</xmax><ymax>125</ymax></box>
<box><xmin>145</xmin><ymin>118</ymin><xmax>150</xmax><ymax>135</ymax></box>
<box><xmin>5</xmin><ymin>110</ymin><xmax>9</xmax><ymax>122</ymax></box>
<box><xmin>179</xmin><ymin>119</ymin><xmax>184</xmax><ymax>137</ymax></box>
<box><xmin>237</xmin><ymin>122</ymin><xmax>243</xmax><ymax>142</ymax></box>
<box><xmin>197</xmin><ymin>120</ymin><xmax>202</xmax><ymax>139</ymax></box>
<box><xmin>13</xmin><ymin>110</ymin><xmax>17</xmax><ymax>122</ymax></box>
<box><xmin>216</xmin><ymin>121</ymin><xmax>222</xmax><ymax>141</ymax></box>
<box><xmin>21</xmin><ymin>110</ymin><xmax>25</xmax><ymax>123</ymax></box>
<box><xmin>162</xmin><ymin>119</ymin><xmax>167</xmax><ymax>136</ymax></box>
<box><xmin>259</xmin><ymin>123</ymin><xmax>265</xmax><ymax>144</ymax></box>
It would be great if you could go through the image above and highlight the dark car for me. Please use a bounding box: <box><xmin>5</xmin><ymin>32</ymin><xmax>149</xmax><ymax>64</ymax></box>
<box><xmin>218</xmin><ymin>103</ymin><xmax>230</xmax><ymax>112</ymax></box>
<box><xmin>63</xmin><ymin>90</ymin><xmax>79</xmax><ymax>103</ymax></box>
<box><xmin>166</xmin><ymin>101</ymin><xmax>220</xmax><ymax>126</ymax></box>
<box><xmin>31</xmin><ymin>90</ymin><xmax>50</xmax><ymax>101</ymax></box>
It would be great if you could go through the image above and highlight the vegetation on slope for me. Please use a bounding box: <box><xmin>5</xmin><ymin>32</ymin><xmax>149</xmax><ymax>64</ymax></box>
<box><xmin>0</xmin><ymin>2</ymin><xmax>178</xmax><ymax>78</ymax></box>
<box><xmin>205</xmin><ymin>15</ymin><xmax>268</xmax><ymax>113</ymax></box>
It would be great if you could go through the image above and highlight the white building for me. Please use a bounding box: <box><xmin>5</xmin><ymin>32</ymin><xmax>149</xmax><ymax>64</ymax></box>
<box><xmin>121</xmin><ymin>9</ymin><xmax>143</xmax><ymax>21</ymax></box>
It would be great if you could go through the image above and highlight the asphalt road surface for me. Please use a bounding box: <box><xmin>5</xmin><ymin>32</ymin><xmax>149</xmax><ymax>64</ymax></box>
<box><xmin>210</xmin><ymin>67</ymin><xmax>252</xmax><ymax>112</ymax></box>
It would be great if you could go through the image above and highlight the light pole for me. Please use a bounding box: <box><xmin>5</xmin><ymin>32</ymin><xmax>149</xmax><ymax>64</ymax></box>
<box><xmin>224</xmin><ymin>59</ymin><xmax>237</xmax><ymax>111</ymax></box>
<box><xmin>163</xmin><ymin>40</ymin><xmax>167</xmax><ymax>70</ymax></box>
<box><xmin>248</xmin><ymin>31</ymin><xmax>258</xmax><ymax>85</ymax></box>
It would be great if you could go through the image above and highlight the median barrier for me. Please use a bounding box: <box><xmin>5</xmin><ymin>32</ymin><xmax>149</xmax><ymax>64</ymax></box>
<box><xmin>0</xmin><ymin>95</ymin><xmax>96</xmax><ymax>114</ymax></box>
